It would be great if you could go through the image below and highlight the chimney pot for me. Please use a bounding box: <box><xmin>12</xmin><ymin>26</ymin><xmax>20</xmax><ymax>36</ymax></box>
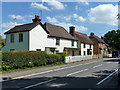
<box><xmin>90</xmin><ymin>32</ymin><xmax>94</xmax><ymax>36</ymax></box>
<box><xmin>32</xmin><ymin>15</ymin><xmax>41</xmax><ymax>23</ymax></box>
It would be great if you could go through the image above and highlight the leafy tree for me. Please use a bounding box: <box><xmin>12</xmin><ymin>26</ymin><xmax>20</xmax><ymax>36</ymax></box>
<box><xmin>103</xmin><ymin>30</ymin><xmax>120</xmax><ymax>50</ymax></box>
<box><xmin>0</xmin><ymin>33</ymin><xmax>6</xmax><ymax>50</ymax></box>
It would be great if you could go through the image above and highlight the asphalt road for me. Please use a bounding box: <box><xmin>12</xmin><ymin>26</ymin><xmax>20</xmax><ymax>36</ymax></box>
<box><xmin>2</xmin><ymin>58</ymin><xmax>120</xmax><ymax>89</ymax></box>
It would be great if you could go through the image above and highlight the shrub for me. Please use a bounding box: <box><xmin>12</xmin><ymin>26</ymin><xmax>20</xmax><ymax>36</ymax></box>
<box><xmin>2</xmin><ymin>51</ymin><xmax>65</xmax><ymax>71</ymax></box>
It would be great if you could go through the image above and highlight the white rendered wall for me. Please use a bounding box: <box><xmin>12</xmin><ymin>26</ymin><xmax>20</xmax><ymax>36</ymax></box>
<box><xmin>47</xmin><ymin>38</ymin><xmax>77</xmax><ymax>52</ymax></box>
<box><xmin>2</xmin><ymin>32</ymin><xmax>29</xmax><ymax>51</ymax></box>
<box><xmin>81</xmin><ymin>43</ymin><xmax>93</xmax><ymax>56</ymax></box>
<box><xmin>29</xmin><ymin>24</ymin><xmax>77</xmax><ymax>52</ymax></box>
<box><xmin>29</xmin><ymin>24</ymin><xmax>48</xmax><ymax>51</ymax></box>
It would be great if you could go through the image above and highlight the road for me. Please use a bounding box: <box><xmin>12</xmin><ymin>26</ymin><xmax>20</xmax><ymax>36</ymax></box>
<box><xmin>2</xmin><ymin>58</ymin><xmax>120</xmax><ymax>89</ymax></box>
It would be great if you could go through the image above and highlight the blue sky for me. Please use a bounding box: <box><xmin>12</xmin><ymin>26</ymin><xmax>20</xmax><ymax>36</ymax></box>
<box><xmin>2</xmin><ymin>1</ymin><xmax>118</xmax><ymax>38</ymax></box>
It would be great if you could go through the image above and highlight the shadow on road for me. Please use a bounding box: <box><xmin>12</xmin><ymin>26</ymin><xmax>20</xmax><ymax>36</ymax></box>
<box><xmin>2</xmin><ymin>69</ymin><xmax>120</xmax><ymax>89</ymax></box>
<box><xmin>104</xmin><ymin>58</ymin><xmax>120</xmax><ymax>62</ymax></box>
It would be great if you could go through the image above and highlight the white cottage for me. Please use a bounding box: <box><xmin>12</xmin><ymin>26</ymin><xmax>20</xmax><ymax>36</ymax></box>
<box><xmin>69</xmin><ymin>26</ymin><xmax>94</xmax><ymax>56</ymax></box>
<box><xmin>2</xmin><ymin>15</ymin><xmax>78</xmax><ymax>55</ymax></box>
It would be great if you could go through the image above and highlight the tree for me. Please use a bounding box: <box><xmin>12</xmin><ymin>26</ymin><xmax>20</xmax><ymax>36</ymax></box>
<box><xmin>103</xmin><ymin>30</ymin><xmax>120</xmax><ymax>50</ymax></box>
<box><xmin>0</xmin><ymin>33</ymin><xmax>6</xmax><ymax>50</ymax></box>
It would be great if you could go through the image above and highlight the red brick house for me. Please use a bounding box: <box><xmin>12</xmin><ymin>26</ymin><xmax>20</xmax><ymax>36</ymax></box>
<box><xmin>89</xmin><ymin>32</ymin><xmax>107</xmax><ymax>58</ymax></box>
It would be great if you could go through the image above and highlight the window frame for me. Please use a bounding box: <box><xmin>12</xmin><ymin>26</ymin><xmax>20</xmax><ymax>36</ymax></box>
<box><xmin>84</xmin><ymin>43</ymin><xmax>86</xmax><ymax>48</ymax></box>
<box><xmin>84</xmin><ymin>51</ymin><xmax>86</xmax><ymax>55</ymax></box>
<box><xmin>72</xmin><ymin>40</ymin><xmax>74</xmax><ymax>46</ymax></box>
<box><xmin>10</xmin><ymin>34</ymin><xmax>14</xmax><ymax>43</ymax></box>
<box><xmin>56</xmin><ymin>38</ymin><xmax>60</xmax><ymax>45</ymax></box>
<box><xmin>90</xmin><ymin>44</ymin><xmax>91</xmax><ymax>49</ymax></box>
<box><xmin>19</xmin><ymin>33</ymin><xmax>23</xmax><ymax>42</ymax></box>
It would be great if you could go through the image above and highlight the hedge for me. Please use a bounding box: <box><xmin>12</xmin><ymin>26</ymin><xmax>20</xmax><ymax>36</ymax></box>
<box><xmin>2</xmin><ymin>51</ymin><xmax>65</xmax><ymax>71</ymax></box>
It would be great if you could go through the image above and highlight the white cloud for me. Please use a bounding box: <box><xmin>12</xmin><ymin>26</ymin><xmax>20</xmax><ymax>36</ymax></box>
<box><xmin>75</xmin><ymin>6</ymin><xmax>78</xmax><ymax>10</ymax></box>
<box><xmin>73</xmin><ymin>13</ymin><xmax>78</xmax><ymax>18</ymax></box>
<box><xmin>31</xmin><ymin>2</ymin><xmax>50</xmax><ymax>11</ymax></box>
<box><xmin>88</xmin><ymin>4</ymin><xmax>118</xmax><ymax>26</ymax></box>
<box><xmin>73</xmin><ymin>13</ymin><xmax>86</xmax><ymax>22</ymax></box>
<box><xmin>77</xmin><ymin>0</ymin><xmax>89</xmax><ymax>5</ymax></box>
<box><xmin>44</xmin><ymin>0</ymin><xmax>65</xmax><ymax>10</ymax></box>
<box><xmin>2</xmin><ymin>22</ymin><xmax>21</xmax><ymax>28</ymax></box>
<box><xmin>46</xmin><ymin>16</ymin><xmax>58</xmax><ymax>23</ymax></box>
<box><xmin>55</xmin><ymin>22</ymin><xmax>88</xmax><ymax>32</ymax></box>
<box><xmin>8</xmin><ymin>14</ymin><xmax>25</xmax><ymax>21</ymax></box>
<box><xmin>63</xmin><ymin>16</ymin><xmax>71</xmax><ymax>21</ymax></box>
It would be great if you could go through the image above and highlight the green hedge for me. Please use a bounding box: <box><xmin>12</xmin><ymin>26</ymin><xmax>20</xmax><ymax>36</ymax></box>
<box><xmin>2</xmin><ymin>51</ymin><xmax>65</xmax><ymax>71</ymax></box>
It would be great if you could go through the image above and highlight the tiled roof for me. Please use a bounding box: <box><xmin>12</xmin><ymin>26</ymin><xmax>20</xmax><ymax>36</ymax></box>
<box><xmin>89</xmin><ymin>35</ymin><xmax>105</xmax><ymax>44</ymax></box>
<box><xmin>44</xmin><ymin>23</ymin><xmax>77</xmax><ymax>40</ymax></box>
<box><xmin>4</xmin><ymin>23</ymin><xmax>37</xmax><ymax>34</ymax></box>
<box><xmin>75</xmin><ymin>32</ymin><xmax>93</xmax><ymax>44</ymax></box>
<box><xmin>4</xmin><ymin>22</ymin><xmax>77</xmax><ymax>40</ymax></box>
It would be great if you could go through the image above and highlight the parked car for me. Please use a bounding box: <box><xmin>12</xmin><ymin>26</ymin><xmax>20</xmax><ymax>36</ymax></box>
<box><xmin>112</xmin><ymin>50</ymin><xmax>119</xmax><ymax>58</ymax></box>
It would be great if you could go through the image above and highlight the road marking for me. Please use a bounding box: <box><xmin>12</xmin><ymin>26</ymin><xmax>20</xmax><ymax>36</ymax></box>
<box><xmin>67</xmin><ymin>69</ymin><xmax>88</xmax><ymax>76</ymax></box>
<box><xmin>2</xmin><ymin>61</ymin><xmax>98</xmax><ymax>82</ymax></box>
<box><xmin>19</xmin><ymin>78</ymin><xmax>57</xmax><ymax>90</ymax></box>
<box><xmin>93</xmin><ymin>64</ymin><xmax>103</xmax><ymax>68</ymax></box>
<box><xmin>96</xmin><ymin>69</ymin><xmax>118</xmax><ymax>86</ymax></box>
<box><xmin>106</xmin><ymin>62</ymin><xmax>112</xmax><ymax>64</ymax></box>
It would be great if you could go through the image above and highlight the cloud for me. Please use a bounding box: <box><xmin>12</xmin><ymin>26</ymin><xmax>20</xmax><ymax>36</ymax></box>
<box><xmin>44</xmin><ymin>0</ymin><xmax>65</xmax><ymax>10</ymax></box>
<box><xmin>31</xmin><ymin>2</ymin><xmax>50</xmax><ymax>11</ymax></box>
<box><xmin>63</xmin><ymin>16</ymin><xmax>71</xmax><ymax>21</ymax></box>
<box><xmin>88</xmin><ymin>4</ymin><xmax>118</xmax><ymax>26</ymax></box>
<box><xmin>46</xmin><ymin>16</ymin><xmax>58</xmax><ymax>23</ymax></box>
<box><xmin>8</xmin><ymin>14</ymin><xmax>25</xmax><ymax>21</ymax></box>
<box><xmin>75</xmin><ymin>6</ymin><xmax>78</xmax><ymax>10</ymax></box>
<box><xmin>2</xmin><ymin>22</ymin><xmax>21</xmax><ymax>36</ymax></box>
<box><xmin>55</xmin><ymin>22</ymin><xmax>88</xmax><ymax>32</ymax></box>
<box><xmin>2</xmin><ymin>22</ymin><xmax>21</xmax><ymax>28</ymax></box>
<box><xmin>77</xmin><ymin>0</ymin><xmax>89</xmax><ymax>5</ymax></box>
<box><xmin>73</xmin><ymin>13</ymin><xmax>86</xmax><ymax>22</ymax></box>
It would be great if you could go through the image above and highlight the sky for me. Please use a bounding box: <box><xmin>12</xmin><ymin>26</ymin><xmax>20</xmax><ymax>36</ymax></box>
<box><xmin>1</xmin><ymin>1</ymin><xmax>118</xmax><ymax>38</ymax></box>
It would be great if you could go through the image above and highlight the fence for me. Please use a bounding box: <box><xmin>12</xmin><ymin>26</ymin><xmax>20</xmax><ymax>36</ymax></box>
<box><xmin>65</xmin><ymin>55</ymin><xmax>92</xmax><ymax>63</ymax></box>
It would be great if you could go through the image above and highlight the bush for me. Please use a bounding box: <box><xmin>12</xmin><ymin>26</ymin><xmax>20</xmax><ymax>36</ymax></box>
<box><xmin>2</xmin><ymin>51</ymin><xmax>65</xmax><ymax>71</ymax></box>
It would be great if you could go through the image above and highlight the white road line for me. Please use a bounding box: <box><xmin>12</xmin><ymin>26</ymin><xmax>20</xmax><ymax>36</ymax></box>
<box><xmin>67</xmin><ymin>69</ymin><xmax>88</xmax><ymax>76</ymax></box>
<box><xmin>106</xmin><ymin>62</ymin><xmax>112</xmax><ymax>64</ymax></box>
<box><xmin>2</xmin><ymin>61</ymin><xmax>98</xmax><ymax>82</ymax></box>
<box><xmin>93</xmin><ymin>64</ymin><xmax>103</xmax><ymax>68</ymax></box>
<box><xmin>19</xmin><ymin>78</ymin><xmax>57</xmax><ymax>90</ymax></box>
<box><xmin>96</xmin><ymin>69</ymin><xmax>118</xmax><ymax>86</ymax></box>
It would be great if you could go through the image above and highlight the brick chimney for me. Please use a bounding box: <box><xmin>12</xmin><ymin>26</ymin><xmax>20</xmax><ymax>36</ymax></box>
<box><xmin>69</xmin><ymin>26</ymin><xmax>75</xmax><ymax>37</ymax></box>
<box><xmin>90</xmin><ymin>32</ymin><xmax>94</xmax><ymax>36</ymax></box>
<box><xmin>32</xmin><ymin>15</ymin><xmax>41</xmax><ymax>23</ymax></box>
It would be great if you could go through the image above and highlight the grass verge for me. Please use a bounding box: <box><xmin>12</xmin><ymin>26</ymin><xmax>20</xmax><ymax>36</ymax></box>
<box><xmin>2</xmin><ymin>63</ymin><xmax>67</xmax><ymax>74</ymax></box>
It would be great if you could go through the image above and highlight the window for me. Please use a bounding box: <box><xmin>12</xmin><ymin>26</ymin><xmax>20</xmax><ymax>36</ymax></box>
<box><xmin>19</xmin><ymin>33</ymin><xmax>23</xmax><ymax>42</ymax></box>
<box><xmin>84</xmin><ymin>43</ymin><xmax>86</xmax><ymax>48</ymax></box>
<box><xmin>56</xmin><ymin>38</ymin><xmax>60</xmax><ymax>45</ymax></box>
<box><xmin>72</xmin><ymin>51</ymin><xmax>75</xmax><ymax>56</ymax></box>
<box><xmin>72</xmin><ymin>40</ymin><xmax>74</xmax><ymax>46</ymax></box>
<box><xmin>79</xmin><ymin>51</ymin><xmax>81</xmax><ymax>55</ymax></box>
<box><xmin>10</xmin><ymin>34</ymin><xmax>14</xmax><ymax>43</ymax></box>
<box><xmin>84</xmin><ymin>51</ymin><xmax>86</xmax><ymax>55</ymax></box>
<box><xmin>50</xmin><ymin>48</ymin><xmax>55</xmax><ymax>54</ymax></box>
<box><xmin>10</xmin><ymin>49</ymin><xmax>15</xmax><ymax>51</ymax></box>
<box><xmin>90</xmin><ymin>44</ymin><xmax>91</xmax><ymax>49</ymax></box>
<box><xmin>36</xmin><ymin>49</ymin><xmax>41</xmax><ymax>51</ymax></box>
<box><xmin>87</xmin><ymin>49</ymin><xmax>92</xmax><ymax>55</ymax></box>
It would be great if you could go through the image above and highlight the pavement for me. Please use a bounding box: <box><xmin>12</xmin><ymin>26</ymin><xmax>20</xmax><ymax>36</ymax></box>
<box><xmin>1</xmin><ymin>58</ymin><xmax>120</xmax><ymax>89</ymax></box>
